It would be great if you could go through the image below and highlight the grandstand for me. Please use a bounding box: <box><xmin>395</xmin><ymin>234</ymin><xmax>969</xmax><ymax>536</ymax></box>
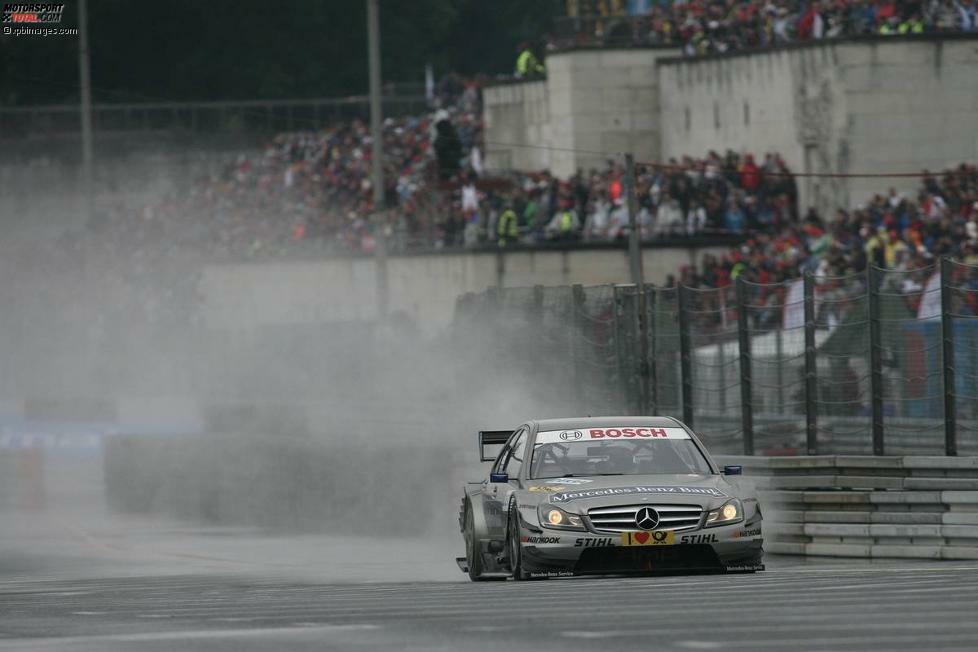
<box><xmin>1</xmin><ymin>3</ymin><xmax>977</xmax><ymax>402</ymax></box>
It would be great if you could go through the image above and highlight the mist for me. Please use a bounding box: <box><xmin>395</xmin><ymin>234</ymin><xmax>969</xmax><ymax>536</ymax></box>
<box><xmin>0</xmin><ymin>151</ymin><xmax>585</xmax><ymax>583</ymax></box>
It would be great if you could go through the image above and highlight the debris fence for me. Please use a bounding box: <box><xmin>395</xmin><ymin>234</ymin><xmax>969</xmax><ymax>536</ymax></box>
<box><xmin>453</xmin><ymin>258</ymin><xmax>978</xmax><ymax>455</ymax></box>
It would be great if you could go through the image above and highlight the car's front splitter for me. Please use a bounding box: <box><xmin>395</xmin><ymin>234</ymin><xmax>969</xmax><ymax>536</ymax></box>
<box><xmin>518</xmin><ymin>524</ymin><xmax>764</xmax><ymax>576</ymax></box>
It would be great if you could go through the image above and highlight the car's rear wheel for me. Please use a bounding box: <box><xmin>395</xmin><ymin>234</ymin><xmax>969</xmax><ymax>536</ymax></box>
<box><xmin>508</xmin><ymin>502</ymin><xmax>531</xmax><ymax>581</ymax></box>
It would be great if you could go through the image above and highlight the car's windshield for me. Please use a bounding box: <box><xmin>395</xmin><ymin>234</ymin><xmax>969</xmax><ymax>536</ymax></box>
<box><xmin>529</xmin><ymin>428</ymin><xmax>712</xmax><ymax>478</ymax></box>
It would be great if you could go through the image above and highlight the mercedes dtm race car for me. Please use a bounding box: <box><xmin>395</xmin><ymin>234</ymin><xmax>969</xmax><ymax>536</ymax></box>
<box><xmin>458</xmin><ymin>417</ymin><xmax>763</xmax><ymax>580</ymax></box>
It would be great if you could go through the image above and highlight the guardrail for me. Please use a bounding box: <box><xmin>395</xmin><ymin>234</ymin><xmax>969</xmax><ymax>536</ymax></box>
<box><xmin>718</xmin><ymin>455</ymin><xmax>978</xmax><ymax>559</ymax></box>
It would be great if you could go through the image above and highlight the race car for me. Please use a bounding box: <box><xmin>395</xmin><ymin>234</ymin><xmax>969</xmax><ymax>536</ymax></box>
<box><xmin>457</xmin><ymin>416</ymin><xmax>763</xmax><ymax>580</ymax></box>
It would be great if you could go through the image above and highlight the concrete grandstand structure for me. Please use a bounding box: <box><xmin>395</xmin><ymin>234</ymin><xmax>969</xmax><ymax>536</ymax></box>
<box><xmin>483</xmin><ymin>34</ymin><xmax>978</xmax><ymax>214</ymax></box>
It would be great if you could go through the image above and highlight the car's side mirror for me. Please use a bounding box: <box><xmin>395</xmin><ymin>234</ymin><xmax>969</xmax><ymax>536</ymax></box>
<box><xmin>489</xmin><ymin>472</ymin><xmax>509</xmax><ymax>483</ymax></box>
<box><xmin>723</xmin><ymin>465</ymin><xmax>743</xmax><ymax>476</ymax></box>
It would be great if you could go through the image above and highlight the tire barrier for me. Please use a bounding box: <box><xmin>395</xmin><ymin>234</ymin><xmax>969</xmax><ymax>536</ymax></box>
<box><xmin>719</xmin><ymin>455</ymin><xmax>978</xmax><ymax>559</ymax></box>
<box><xmin>103</xmin><ymin>433</ymin><xmax>465</xmax><ymax>535</ymax></box>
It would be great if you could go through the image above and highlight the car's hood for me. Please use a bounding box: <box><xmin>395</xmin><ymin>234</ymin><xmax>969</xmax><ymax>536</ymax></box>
<box><xmin>523</xmin><ymin>474</ymin><xmax>740</xmax><ymax>511</ymax></box>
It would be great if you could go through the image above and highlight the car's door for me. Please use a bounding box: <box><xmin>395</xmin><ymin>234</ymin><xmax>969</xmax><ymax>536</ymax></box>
<box><xmin>484</xmin><ymin>427</ymin><xmax>527</xmax><ymax>539</ymax></box>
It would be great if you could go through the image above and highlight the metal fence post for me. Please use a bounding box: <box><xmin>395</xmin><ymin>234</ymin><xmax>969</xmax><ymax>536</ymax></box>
<box><xmin>803</xmin><ymin>272</ymin><xmax>818</xmax><ymax>455</ymax></box>
<box><xmin>775</xmin><ymin>327</ymin><xmax>784</xmax><ymax>413</ymax></box>
<box><xmin>571</xmin><ymin>284</ymin><xmax>586</xmax><ymax>409</ymax></box>
<box><xmin>677</xmin><ymin>284</ymin><xmax>694</xmax><ymax>428</ymax></box>
<box><xmin>633</xmin><ymin>286</ymin><xmax>651</xmax><ymax>415</ymax></box>
<box><xmin>533</xmin><ymin>285</ymin><xmax>544</xmax><ymax>324</ymax></box>
<box><xmin>736</xmin><ymin>278</ymin><xmax>754</xmax><ymax>455</ymax></box>
<box><xmin>647</xmin><ymin>285</ymin><xmax>658</xmax><ymax>415</ymax></box>
<box><xmin>533</xmin><ymin>284</ymin><xmax>545</xmax><ymax>375</ymax></box>
<box><xmin>940</xmin><ymin>257</ymin><xmax>958</xmax><ymax>456</ymax></box>
<box><xmin>867</xmin><ymin>267</ymin><xmax>885</xmax><ymax>455</ymax></box>
<box><xmin>612</xmin><ymin>286</ymin><xmax>632</xmax><ymax>413</ymax></box>
<box><xmin>486</xmin><ymin>286</ymin><xmax>500</xmax><ymax>371</ymax></box>
<box><xmin>717</xmin><ymin>341</ymin><xmax>727</xmax><ymax>414</ymax></box>
<box><xmin>486</xmin><ymin>286</ymin><xmax>499</xmax><ymax>314</ymax></box>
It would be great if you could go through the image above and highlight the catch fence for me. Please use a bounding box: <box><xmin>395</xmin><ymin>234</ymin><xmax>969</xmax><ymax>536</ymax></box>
<box><xmin>453</xmin><ymin>257</ymin><xmax>978</xmax><ymax>455</ymax></box>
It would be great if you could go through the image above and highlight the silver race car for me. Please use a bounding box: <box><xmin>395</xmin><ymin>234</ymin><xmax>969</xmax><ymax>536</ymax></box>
<box><xmin>458</xmin><ymin>417</ymin><xmax>764</xmax><ymax>580</ymax></box>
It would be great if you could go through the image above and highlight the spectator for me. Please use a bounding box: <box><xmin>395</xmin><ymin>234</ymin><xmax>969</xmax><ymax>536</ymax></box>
<box><xmin>657</xmin><ymin>192</ymin><xmax>684</xmax><ymax>235</ymax></box>
<box><xmin>515</xmin><ymin>42</ymin><xmax>546</xmax><ymax>78</ymax></box>
<box><xmin>687</xmin><ymin>200</ymin><xmax>707</xmax><ymax>235</ymax></box>
<box><xmin>434</xmin><ymin>110</ymin><xmax>463</xmax><ymax>180</ymax></box>
<box><xmin>546</xmin><ymin>201</ymin><xmax>581</xmax><ymax>240</ymax></box>
<box><xmin>740</xmin><ymin>154</ymin><xmax>762</xmax><ymax>193</ymax></box>
<box><xmin>497</xmin><ymin>203</ymin><xmax>519</xmax><ymax>246</ymax></box>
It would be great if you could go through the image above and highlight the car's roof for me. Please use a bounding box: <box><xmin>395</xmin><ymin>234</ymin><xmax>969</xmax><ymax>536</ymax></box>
<box><xmin>530</xmin><ymin>416</ymin><xmax>684</xmax><ymax>432</ymax></box>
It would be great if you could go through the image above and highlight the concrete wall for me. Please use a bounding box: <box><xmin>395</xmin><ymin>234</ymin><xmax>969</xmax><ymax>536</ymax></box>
<box><xmin>484</xmin><ymin>36</ymin><xmax>978</xmax><ymax>215</ymax></box>
<box><xmin>198</xmin><ymin>244</ymin><xmax>727</xmax><ymax>332</ymax></box>
<box><xmin>484</xmin><ymin>47</ymin><xmax>679</xmax><ymax>177</ymax></box>
<box><xmin>842</xmin><ymin>39</ymin><xmax>978</xmax><ymax>205</ymax></box>
<box><xmin>483</xmin><ymin>80</ymin><xmax>551</xmax><ymax>172</ymax></box>
<box><xmin>658</xmin><ymin>37</ymin><xmax>978</xmax><ymax>214</ymax></box>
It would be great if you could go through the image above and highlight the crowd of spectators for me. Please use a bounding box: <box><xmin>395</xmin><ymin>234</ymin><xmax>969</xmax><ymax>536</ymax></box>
<box><xmin>87</xmin><ymin>94</ymin><xmax>976</xmax><ymax>294</ymax></box>
<box><xmin>82</xmin><ymin>74</ymin><xmax>975</xmax><ymax>308</ymax></box>
<box><xmin>661</xmin><ymin>162</ymin><xmax>978</xmax><ymax>419</ymax></box>
<box><xmin>670</xmin><ymin>163</ymin><xmax>978</xmax><ymax>309</ymax></box>
<box><xmin>93</xmin><ymin>78</ymin><xmax>486</xmax><ymax>259</ymax></box>
<box><xmin>450</xmin><ymin>151</ymin><xmax>796</xmax><ymax>248</ymax></box>
<box><xmin>559</xmin><ymin>0</ymin><xmax>978</xmax><ymax>56</ymax></box>
<box><xmin>93</xmin><ymin>79</ymin><xmax>794</xmax><ymax>257</ymax></box>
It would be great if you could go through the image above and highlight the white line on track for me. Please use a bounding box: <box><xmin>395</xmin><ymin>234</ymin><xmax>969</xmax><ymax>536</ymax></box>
<box><xmin>0</xmin><ymin>624</ymin><xmax>382</xmax><ymax>647</ymax></box>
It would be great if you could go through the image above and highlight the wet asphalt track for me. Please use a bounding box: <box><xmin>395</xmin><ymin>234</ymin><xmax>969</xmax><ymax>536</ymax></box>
<box><xmin>4</xmin><ymin>563</ymin><xmax>978</xmax><ymax>651</ymax></box>
<box><xmin>4</xmin><ymin>462</ymin><xmax>978</xmax><ymax>652</ymax></box>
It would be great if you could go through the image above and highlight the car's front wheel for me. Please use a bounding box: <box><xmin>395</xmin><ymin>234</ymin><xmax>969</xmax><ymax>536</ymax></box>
<box><xmin>464</xmin><ymin>502</ymin><xmax>502</xmax><ymax>582</ymax></box>
<box><xmin>507</xmin><ymin>501</ymin><xmax>531</xmax><ymax>581</ymax></box>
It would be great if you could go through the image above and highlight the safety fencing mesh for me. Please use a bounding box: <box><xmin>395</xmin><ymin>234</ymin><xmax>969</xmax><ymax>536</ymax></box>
<box><xmin>813</xmin><ymin>273</ymin><xmax>872</xmax><ymax>453</ymax></box>
<box><xmin>874</xmin><ymin>265</ymin><xmax>944</xmax><ymax>454</ymax></box>
<box><xmin>742</xmin><ymin>279</ymin><xmax>807</xmax><ymax>454</ymax></box>
<box><xmin>683</xmin><ymin>285</ymin><xmax>742</xmax><ymax>454</ymax></box>
<box><xmin>946</xmin><ymin>260</ymin><xmax>978</xmax><ymax>447</ymax></box>
<box><xmin>452</xmin><ymin>257</ymin><xmax>978</xmax><ymax>455</ymax></box>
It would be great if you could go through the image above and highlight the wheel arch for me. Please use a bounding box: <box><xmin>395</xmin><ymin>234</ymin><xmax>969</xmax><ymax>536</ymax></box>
<box><xmin>462</xmin><ymin>486</ymin><xmax>492</xmax><ymax>543</ymax></box>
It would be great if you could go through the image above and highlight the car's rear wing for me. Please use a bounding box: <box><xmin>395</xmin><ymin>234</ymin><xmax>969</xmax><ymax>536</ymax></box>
<box><xmin>479</xmin><ymin>430</ymin><xmax>511</xmax><ymax>462</ymax></box>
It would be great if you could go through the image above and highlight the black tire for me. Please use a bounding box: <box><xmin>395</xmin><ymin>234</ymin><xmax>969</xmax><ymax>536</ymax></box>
<box><xmin>508</xmin><ymin>501</ymin><xmax>531</xmax><ymax>581</ymax></box>
<box><xmin>464</xmin><ymin>502</ymin><xmax>492</xmax><ymax>582</ymax></box>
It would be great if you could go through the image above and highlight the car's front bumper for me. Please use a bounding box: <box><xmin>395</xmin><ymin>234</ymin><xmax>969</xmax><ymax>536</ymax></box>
<box><xmin>518</xmin><ymin>521</ymin><xmax>764</xmax><ymax>577</ymax></box>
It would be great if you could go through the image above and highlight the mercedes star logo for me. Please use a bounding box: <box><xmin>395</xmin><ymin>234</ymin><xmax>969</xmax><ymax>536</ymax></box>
<box><xmin>635</xmin><ymin>506</ymin><xmax>659</xmax><ymax>531</ymax></box>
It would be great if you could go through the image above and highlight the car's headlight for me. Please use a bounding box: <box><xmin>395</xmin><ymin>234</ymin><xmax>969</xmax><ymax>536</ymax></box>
<box><xmin>705</xmin><ymin>499</ymin><xmax>744</xmax><ymax>527</ymax></box>
<box><xmin>538</xmin><ymin>505</ymin><xmax>585</xmax><ymax>531</ymax></box>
